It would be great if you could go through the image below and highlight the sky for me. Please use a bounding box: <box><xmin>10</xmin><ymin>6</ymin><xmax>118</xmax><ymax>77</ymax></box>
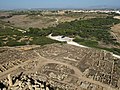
<box><xmin>0</xmin><ymin>0</ymin><xmax>120</xmax><ymax>10</ymax></box>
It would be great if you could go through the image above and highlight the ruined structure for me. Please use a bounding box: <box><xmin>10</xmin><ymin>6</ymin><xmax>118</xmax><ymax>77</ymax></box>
<box><xmin>0</xmin><ymin>44</ymin><xmax>120</xmax><ymax>90</ymax></box>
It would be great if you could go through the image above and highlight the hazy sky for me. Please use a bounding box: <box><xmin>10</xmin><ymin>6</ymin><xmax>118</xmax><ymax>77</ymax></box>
<box><xmin>0</xmin><ymin>0</ymin><xmax>120</xmax><ymax>10</ymax></box>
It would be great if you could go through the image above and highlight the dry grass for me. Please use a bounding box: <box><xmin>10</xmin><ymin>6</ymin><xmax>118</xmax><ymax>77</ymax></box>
<box><xmin>3</xmin><ymin>15</ymin><xmax>56</xmax><ymax>29</ymax></box>
<box><xmin>111</xmin><ymin>23</ymin><xmax>120</xmax><ymax>43</ymax></box>
<box><xmin>2</xmin><ymin>15</ymin><xmax>78</xmax><ymax>29</ymax></box>
<box><xmin>1</xmin><ymin>13</ymin><xmax>108</xmax><ymax>29</ymax></box>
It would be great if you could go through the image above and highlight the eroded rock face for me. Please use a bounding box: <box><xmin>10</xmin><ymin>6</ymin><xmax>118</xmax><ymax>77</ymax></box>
<box><xmin>0</xmin><ymin>44</ymin><xmax>120</xmax><ymax>90</ymax></box>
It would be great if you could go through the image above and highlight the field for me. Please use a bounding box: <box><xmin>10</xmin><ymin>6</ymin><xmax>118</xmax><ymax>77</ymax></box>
<box><xmin>1</xmin><ymin>11</ymin><xmax>108</xmax><ymax>29</ymax></box>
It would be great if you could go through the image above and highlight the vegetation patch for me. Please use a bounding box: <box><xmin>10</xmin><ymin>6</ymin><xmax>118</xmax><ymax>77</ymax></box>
<box><xmin>0</xmin><ymin>16</ymin><xmax>120</xmax><ymax>55</ymax></box>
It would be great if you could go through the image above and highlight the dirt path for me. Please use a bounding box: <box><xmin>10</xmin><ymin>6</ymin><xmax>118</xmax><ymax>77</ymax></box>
<box><xmin>47</xmin><ymin>34</ymin><xmax>88</xmax><ymax>48</ymax></box>
<box><xmin>0</xmin><ymin>49</ymin><xmax>117</xmax><ymax>90</ymax></box>
<box><xmin>33</xmin><ymin>50</ymin><xmax>83</xmax><ymax>76</ymax></box>
<box><xmin>0</xmin><ymin>58</ymin><xmax>38</xmax><ymax>80</ymax></box>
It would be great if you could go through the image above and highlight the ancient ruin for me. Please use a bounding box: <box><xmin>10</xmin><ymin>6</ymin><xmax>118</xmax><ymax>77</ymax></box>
<box><xmin>0</xmin><ymin>44</ymin><xmax>120</xmax><ymax>90</ymax></box>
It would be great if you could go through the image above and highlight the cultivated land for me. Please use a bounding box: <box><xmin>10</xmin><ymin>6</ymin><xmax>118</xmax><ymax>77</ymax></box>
<box><xmin>0</xmin><ymin>10</ymin><xmax>120</xmax><ymax>90</ymax></box>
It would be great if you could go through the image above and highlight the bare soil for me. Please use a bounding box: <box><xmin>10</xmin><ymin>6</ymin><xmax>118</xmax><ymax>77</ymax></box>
<box><xmin>2</xmin><ymin>15</ymin><xmax>78</xmax><ymax>29</ymax></box>
<box><xmin>111</xmin><ymin>23</ymin><xmax>120</xmax><ymax>43</ymax></box>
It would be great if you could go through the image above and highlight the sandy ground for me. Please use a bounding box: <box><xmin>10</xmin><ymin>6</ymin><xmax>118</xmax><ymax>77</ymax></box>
<box><xmin>48</xmin><ymin>34</ymin><xmax>88</xmax><ymax>48</ymax></box>
<box><xmin>114</xmin><ymin>16</ymin><xmax>120</xmax><ymax>19</ymax></box>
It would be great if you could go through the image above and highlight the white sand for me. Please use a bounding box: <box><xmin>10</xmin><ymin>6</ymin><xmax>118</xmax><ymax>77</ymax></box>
<box><xmin>48</xmin><ymin>34</ymin><xmax>88</xmax><ymax>48</ymax></box>
<box><xmin>113</xmin><ymin>54</ymin><xmax>120</xmax><ymax>59</ymax></box>
<box><xmin>114</xmin><ymin>16</ymin><xmax>120</xmax><ymax>19</ymax></box>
